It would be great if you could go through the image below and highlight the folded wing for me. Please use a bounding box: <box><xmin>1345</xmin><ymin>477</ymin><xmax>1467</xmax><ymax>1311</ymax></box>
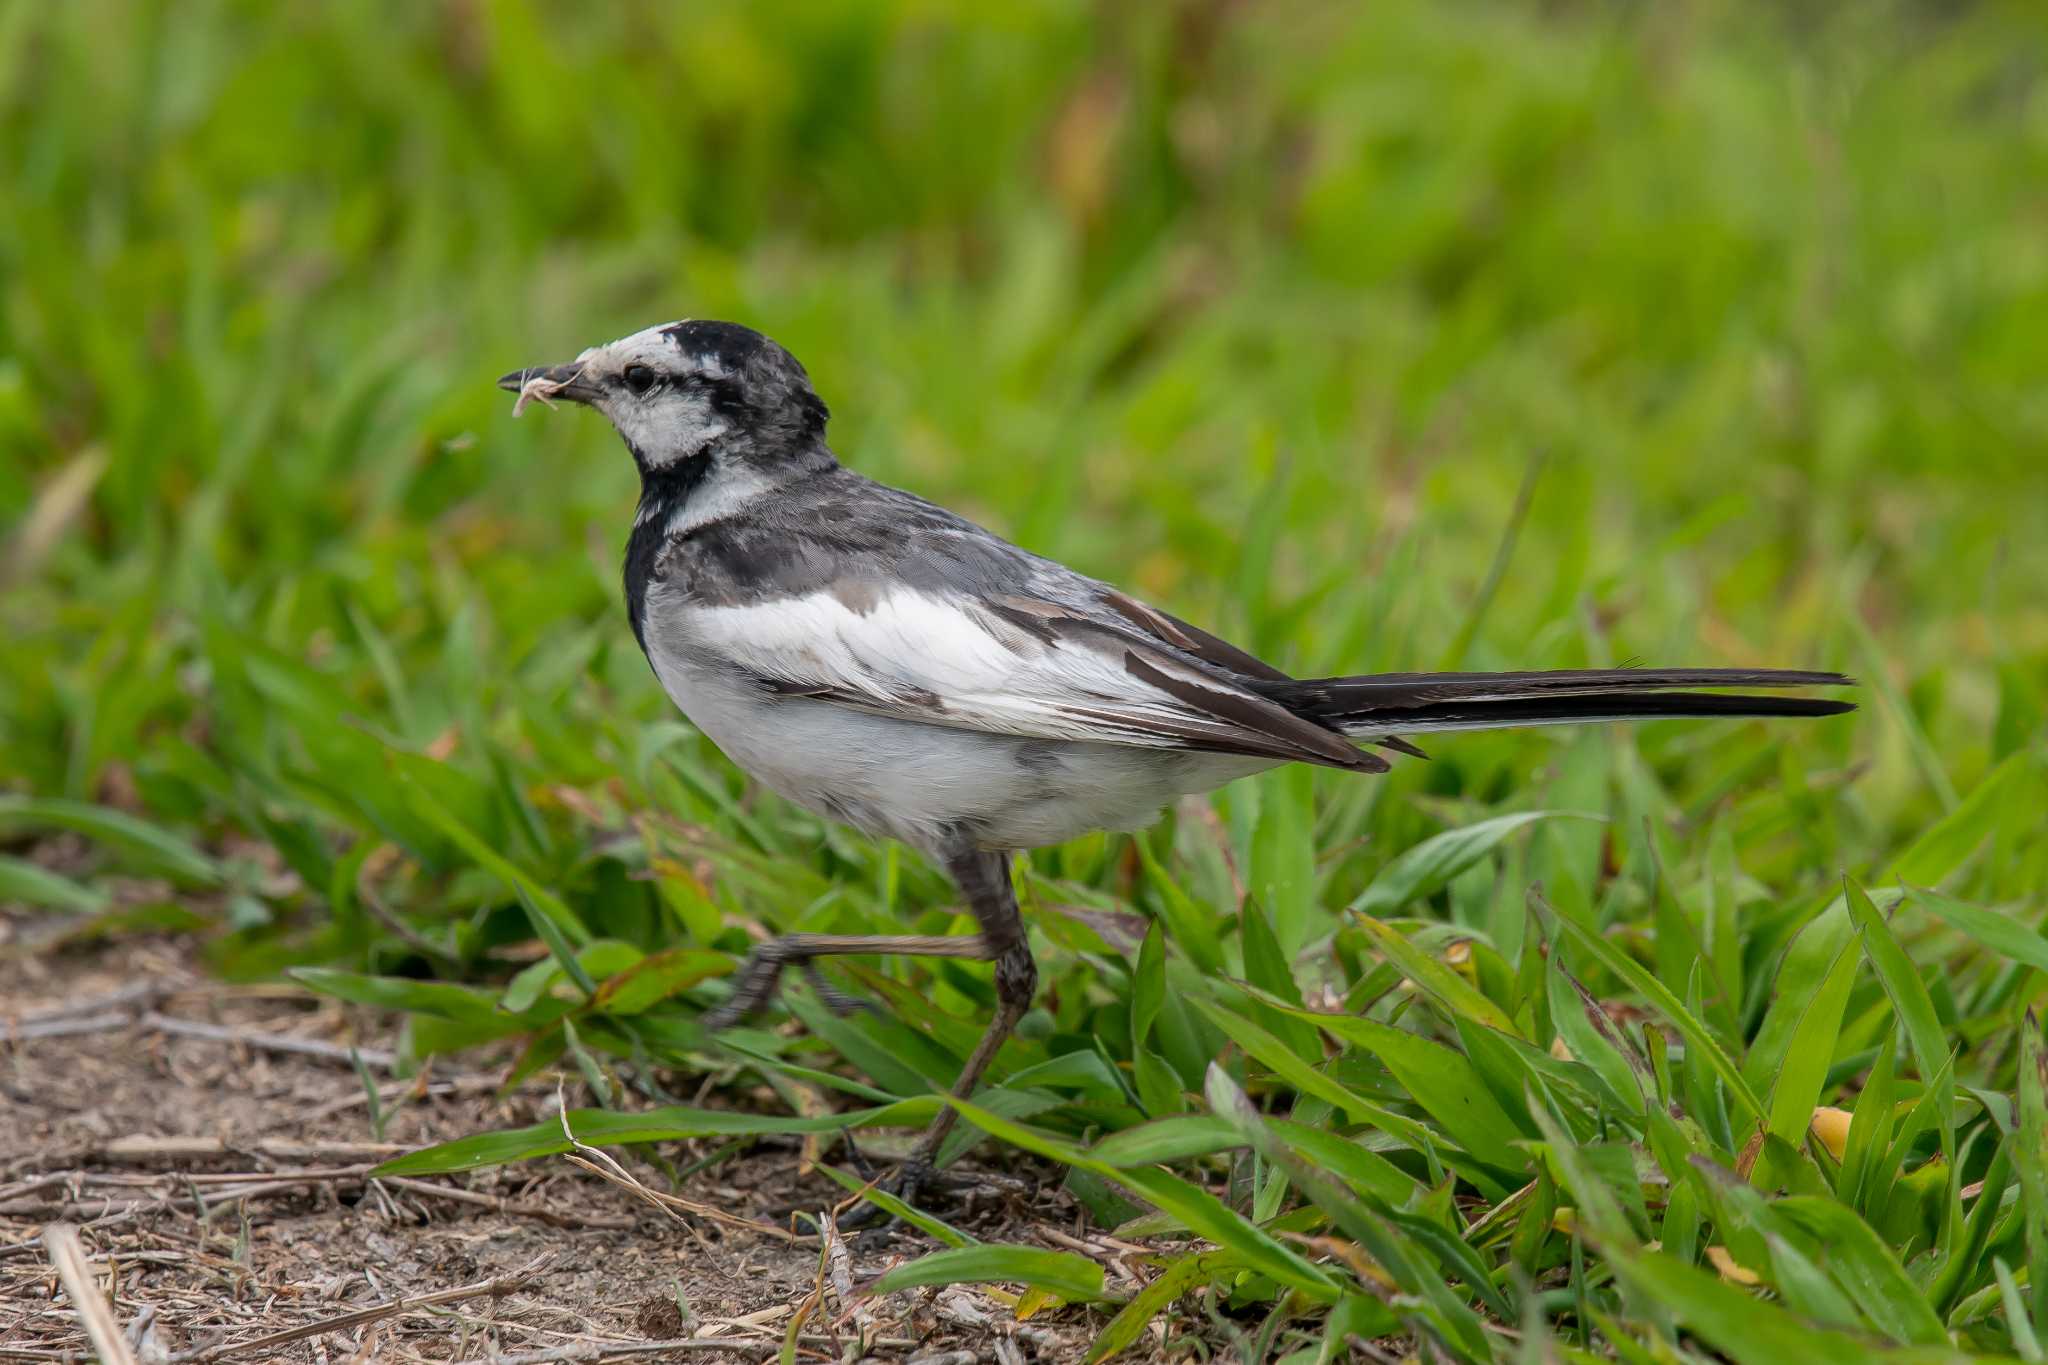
<box><xmin>680</xmin><ymin>584</ymin><xmax>1392</xmax><ymax>773</ymax></box>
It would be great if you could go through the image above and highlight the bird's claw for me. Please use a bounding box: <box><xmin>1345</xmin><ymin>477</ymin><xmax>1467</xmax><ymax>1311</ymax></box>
<box><xmin>701</xmin><ymin>952</ymin><xmax>874</xmax><ymax>1032</ymax></box>
<box><xmin>801</xmin><ymin>962</ymin><xmax>877</xmax><ymax>1018</ymax></box>
<box><xmin>837</xmin><ymin>1154</ymin><xmax>939</xmax><ymax>1240</ymax></box>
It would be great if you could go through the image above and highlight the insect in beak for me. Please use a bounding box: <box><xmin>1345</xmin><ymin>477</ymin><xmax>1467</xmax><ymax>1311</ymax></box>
<box><xmin>497</xmin><ymin>363</ymin><xmax>599</xmax><ymax>416</ymax></box>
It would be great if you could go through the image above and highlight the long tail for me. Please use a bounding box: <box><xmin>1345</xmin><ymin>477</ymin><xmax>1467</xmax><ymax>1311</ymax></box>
<box><xmin>1260</xmin><ymin>667</ymin><xmax>1855</xmax><ymax>743</ymax></box>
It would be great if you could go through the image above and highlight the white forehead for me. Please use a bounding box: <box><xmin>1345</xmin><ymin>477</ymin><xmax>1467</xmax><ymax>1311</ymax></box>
<box><xmin>574</xmin><ymin>321</ymin><xmax>732</xmax><ymax>380</ymax></box>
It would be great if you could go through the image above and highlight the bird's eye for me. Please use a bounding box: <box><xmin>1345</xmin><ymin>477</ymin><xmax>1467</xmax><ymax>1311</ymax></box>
<box><xmin>622</xmin><ymin>364</ymin><xmax>656</xmax><ymax>395</ymax></box>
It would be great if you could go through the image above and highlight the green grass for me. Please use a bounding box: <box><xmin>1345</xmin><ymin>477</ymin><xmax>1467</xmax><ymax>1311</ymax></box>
<box><xmin>4</xmin><ymin>1</ymin><xmax>2047</xmax><ymax>1358</ymax></box>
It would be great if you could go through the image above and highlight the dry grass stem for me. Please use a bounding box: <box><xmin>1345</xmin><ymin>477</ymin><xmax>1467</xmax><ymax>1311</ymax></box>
<box><xmin>1</xmin><ymin>1010</ymin><xmax>137</xmax><ymax>1042</ymax></box>
<box><xmin>41</xmin><ymin>1222</ymin><xmax>142</xmax><ymax>1365</ymax></box>
<box><xmin>553</xmin><ymin>1087</ymin><xmax>806</xmax><ymax>1246</ymax></box>
<box><xmin>138</xmin><ymin>1012</ymin><xmax>397</xmax><ymax>1069</ymax></box>
<box><xmin>164</xmin><ymin>1252</ymin><xmax>557</xmax><ymax>1362</ymax></box>
<box><xmin>453</xmin><ymin>1340</ymin><xmax>780</xmax><ymax>1363</ymax></box>
<box><xmin>378</xmin><ymin>1175</ymin><xmax>638</xmax><ymax>1230</ymax></box>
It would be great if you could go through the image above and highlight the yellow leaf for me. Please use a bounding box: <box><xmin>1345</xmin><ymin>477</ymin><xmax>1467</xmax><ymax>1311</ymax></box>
<box><xmin>1809</xmin><ymin>1106</ymin><xmax>1853</xmax><ymax>1161</ymax></box>
<box><xmin>1014</xmin><ymin>1287</ymin><xmax>1061</xmax><ymax>1320</ymax></box>
<box><xmin>1283</xmin><ymin>1234</ymin><xmax>1397</xmax><ymax>1290</ymax></box>
<box><xmin>1705</xmin><ymin>1245</ymin><xmax>1761</xmax><ymax>1286</ymax></box>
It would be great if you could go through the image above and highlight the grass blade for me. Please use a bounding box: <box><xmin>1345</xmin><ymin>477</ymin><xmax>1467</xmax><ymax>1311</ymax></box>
<box><xmin>0</xmin><ymin>855</ymin><xmax>110</xmax><ymax>913</ymax></box>
<box><xmin>1204</xmin><ymin>1065</ymin><xmax>1495</xmax><ymax>1360</ymax></box>
<box><xmin>1354</xmin><ymin>915</ymin><xmax>1521</xmax><ymax>1037</ymax></box>
<box><xmin>1085</xmin><ymin>1253</ymin><xmax>1221</xmax><ymax>1363</ymax></box>
<box><xmin>1208</xmin><ymin>997</ymin><xmax>1523</xmax><ymax>1189</ymax></box>
<box><xmin>1761</xmin><ymin>938</ymin><xmax>1859</xmax><ymax>1169</ymax></box>
<box><xmin>944</xmin><ymin>1094</ymin><xmax>1341</xmax><ymax>1299</ymax></box>
<box><xmin>1743</xmin><ymin>894</ymin><xmax>1855</xmax><ymax>1093</ymax></box>
<box><xmin>1839</xmin><ymin>1034</ymin><xmax>1899</xmax><ymax>1209</ymax></box>
<box><xmin>1538</xmin><ymin>890</ymin><xmax>1763</xmax><ymax>1127</ymax></box>
<box><xmin>1772</xmin><ymin>1196</ymin><xmax>1948</xmax><ymax>1345</ymax></box>
<box><xmin>1268</xmin><ymin>1119</ymin><xmax>1427</xmax><ymax>1205</ymax></box>
<box><xmin>373</xmin><ymin>1099</ymin><xmax>935</xmax><ymax>1176</ymax></box>
<box><xmin>292</xmin><ymin>968</ymin><xmax>525</xmax><ymax>1024</ymax></box>
<box><xmin>1190</xmin><ymin>995</ymin><xmax>1435</xmax><ymax>1151</ymax></box>
<box><xmin>1546</xmin><ymin>955</ymin><xmax>1647</xmax><ymax>1116</ymax></box>
<box><xmin>2020</xmin><ymin>1011</ymin><xmax>2048</xmax><ymax>1333</ymax></box>
<box><xmin>1353</xmin><ymin>811</ymin><xmax>1592</xmax><ymax>917</ymax></box>
<box><xmin>1844</xmin><ymin>877</ymin><xmax>1949</xmax><ymax>1088</ymax></box>
<box><xmin>1090</xmin><ymin>1116</ymin><xmax>1239</xmax><ymax>1166</ymax></box>
<box><xmin>1603</xmin><ymin>1244</ymin><xmax>1857</xmax><ymax>1365</ymax></box>
<box><xmin>814</xmin><ymin>1163</ymin><xmax>974</xmax><ymax>1247</ymax></box>
<box><xmin>1997</xmin><ymin>1258</ymin><xmax>2044</xmax><ymax>1364</ymax></box>
<box><xmin>1326</xmin><ymin>1012</ymin><xmax>1529</xmax><ymax>1184</ymax></box>
<box><xmin>592</xmin><ymin>948</ymin><xmax>732</xmax><ymax>1014</ymax></box>
<box><xmin>1133</xmin><ymin>833</ymin><xmax>1223</xmax><ymax>974</ymax></box>
<box><xmin>1890</xmin><ymin>751</ymin><xmax>2028</xmax><ymax>886</ymax></box>
<box><xmin>0</xmin><ymin>796</ymin><xmax>222</xmax><ymax>887</ymax></box>
<box><xmin>1908</xmin><ymin>887</ymin><xmax>2048</xmax><ymax>978</ymax></box>
<box><xmin>1929</xmin><ymin>1136</ymin><xmax>2011</xmax><ymax>1319</ymax></box>
<box><xmin>870</xmin><ymin>1245</ymin><xmax>1107</xmax><ymax>1301</ymax></box>
<box><xmin>401</xmin><ymin>768</ymin><xmax>593</xmax><ymax>949</ymax></box>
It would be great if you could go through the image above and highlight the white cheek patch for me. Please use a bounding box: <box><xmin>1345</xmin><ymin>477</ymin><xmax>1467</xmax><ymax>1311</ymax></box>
<box><xmin>611</xmin><ymin>393</ymin><xmax>731</xmax><ymax>468</ymax></box>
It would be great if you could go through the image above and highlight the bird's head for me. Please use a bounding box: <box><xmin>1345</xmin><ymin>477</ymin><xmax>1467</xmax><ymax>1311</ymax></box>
<box><xmin>498</xmin><ymin>320</ymin><xmax>831</xmax><ymax>482</ymax></box>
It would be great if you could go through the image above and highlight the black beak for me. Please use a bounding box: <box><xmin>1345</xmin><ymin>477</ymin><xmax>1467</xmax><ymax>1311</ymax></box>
<box><xmin>496</xmin><ymin>362</ymin><xmax>602</xmax><ymax>405</ymax></box>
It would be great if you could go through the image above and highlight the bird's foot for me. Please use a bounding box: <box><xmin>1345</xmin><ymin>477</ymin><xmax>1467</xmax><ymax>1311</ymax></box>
<box><xmin>836</xmin><ymin>1154</ymin><xmax>940</xmax><ymax>1238</ymax></box>
<box><xmin>800</xmin><ymin>962</ymin><xmax>875</xmax><ymax>1018</ymax></box>
<box><xmin>700</xmin><ymin>945</ymin><xmax>874</xmax><ymax>1031</ymax></box>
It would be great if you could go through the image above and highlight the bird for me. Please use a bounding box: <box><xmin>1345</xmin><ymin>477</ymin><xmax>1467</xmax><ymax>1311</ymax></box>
<box><xmin>499</xmin><ymin>319</ymin><xmax>1853</xmax><ymax>1208</ymax></box>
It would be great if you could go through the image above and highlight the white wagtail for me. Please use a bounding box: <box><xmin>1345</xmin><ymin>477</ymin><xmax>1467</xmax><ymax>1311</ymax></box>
<box><xmin>500</xmin><ymin>320</ymin><xmax>1853</xmax><ymax>1200</ymax></box>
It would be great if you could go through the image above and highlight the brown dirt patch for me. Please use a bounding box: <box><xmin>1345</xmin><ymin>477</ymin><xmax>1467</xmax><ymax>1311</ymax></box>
<box><xmin>0</xmin><ymin>934</ymin><xmax>1114</xmax><ymax>1363</ymax></box>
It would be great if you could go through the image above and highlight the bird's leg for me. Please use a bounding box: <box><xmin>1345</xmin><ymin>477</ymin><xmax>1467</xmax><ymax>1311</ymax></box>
<box><xmin>851</xmin><ymin>844</ymin><xmax>1036</xmax><ymax>1220</ymax></box>
<box><xmin>707</xmin><ymin>941</ymin><xmax>957</xmax><ymax>1197</ymax></box>
<box><xmin>700</xmin><ymin>933</ymin><xmax>990</xmax><ymax>1030</ymax></box>
<box><xmin>703</xmin><ymin>843</ymin><xmax>1036</xmax><ymax>1228</ymax></box>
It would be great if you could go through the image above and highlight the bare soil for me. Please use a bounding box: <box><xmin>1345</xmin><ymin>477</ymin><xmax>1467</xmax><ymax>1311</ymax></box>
<box><xmin>0</xmin><ymin>934</ymin><xmax>1114</xmax><ymax>1364</ymax></box>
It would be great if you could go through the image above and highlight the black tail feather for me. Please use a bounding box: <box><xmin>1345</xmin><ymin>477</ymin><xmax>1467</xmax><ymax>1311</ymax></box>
<box><xmin>1329</xmin><ymin>690</ymin><xmax>1854</xmax><ymax>737</ymax></box>
<box><xmin>1270</xmin><ymin>667</ymin><xmax>1855</xmax><ymax>720</ymax></box>
<box><xmin>1249</xmin><ymin>667</ymin><xmax>1856</xmax><ymax>741</ymax></box>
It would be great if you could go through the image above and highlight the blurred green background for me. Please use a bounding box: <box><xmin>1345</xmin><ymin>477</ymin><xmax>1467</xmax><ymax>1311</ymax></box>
<box><xmin>5</xmin><ymin>0</ymin><xmax>2048</xmax><ymax>1353</ymax></box>
<box><xmin>5</xmin><ymin>0</ymin><xmax>2044</xmax><ymax>842</ymax></box>
<box><xmin>5</xmin><ymin>0</ymin><xmax>2046</xmax><ymax>953</ymax></box>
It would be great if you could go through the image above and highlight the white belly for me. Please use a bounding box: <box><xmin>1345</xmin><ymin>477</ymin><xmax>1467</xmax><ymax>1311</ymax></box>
<box><xmin>642</xmin><ymin>640</ymin><xmax>1269</xmax><ymax>854</ymax></box>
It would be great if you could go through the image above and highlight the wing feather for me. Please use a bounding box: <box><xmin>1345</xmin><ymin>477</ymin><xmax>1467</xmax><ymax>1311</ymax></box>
<box><xmin>679</xmin><ymin>586</ymin><xmax>1385</xmax><ymax>772</ymax></box>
